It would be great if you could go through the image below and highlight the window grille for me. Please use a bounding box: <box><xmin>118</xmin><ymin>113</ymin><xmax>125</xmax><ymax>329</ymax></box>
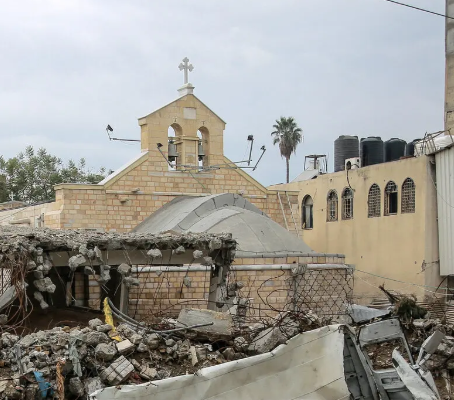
<box><xmin>302</xmin><ymin>195</ymin><xmax>314</xmax><ymax>229</ymax></box>
<box><xmin>368</xmin><ymin>184</ymin><xmax>381</xmax><ymax>218</ymax></box>
<box><xmin>401</xmin><ymin>178</ymin><xmax>415</xmax><ymax>213</ymax></box>
<box><xmin>327</xmin><ymin>190</ymin><xmax>338</xmax><ymax>221</ymax></box>
<box><xmin>384</xmin><ymin>181</ymin><xmax>398</xmax><ymax>216</ymax></box>
<box><xmin>342</xmin><ymin>188</ymin><xmax>353</xmax><ymax>220</ymax></box>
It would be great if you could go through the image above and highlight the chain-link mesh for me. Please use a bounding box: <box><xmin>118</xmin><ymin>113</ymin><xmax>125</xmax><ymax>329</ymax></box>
<box><xmin>290</xmin><ymin>266</ymin><xmax>354</xmax><ymax>317</ymax></box>
<box><xmin>0</xmin><ymin>266</ymin><xmax>12</xmax><ymax>295</ymax></box>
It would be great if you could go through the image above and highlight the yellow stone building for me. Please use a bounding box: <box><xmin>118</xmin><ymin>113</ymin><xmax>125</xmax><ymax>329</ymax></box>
<box><xmin>269</xmin><ymin>154</ymin><xmax>443</xmax><ymax>305</ymax></box>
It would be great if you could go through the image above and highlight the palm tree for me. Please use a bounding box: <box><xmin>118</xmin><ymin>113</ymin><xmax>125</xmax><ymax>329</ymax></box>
<box><xmin>271</xmin><ymin>117</ymin><xmax>303</xmax><ymax>183</ymax></box>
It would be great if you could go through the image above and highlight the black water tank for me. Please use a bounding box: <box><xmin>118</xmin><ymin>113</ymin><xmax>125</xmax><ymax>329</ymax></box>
<box><xmin>384</xmin><ymin>138</ymin><xmax>407</xmax><ymax>162</ymax></box>
<box><xmin>360</xmin><ymin>137</ymin><xmax>384</xmax><ymax>167</ymax></box>
<box><xmin>404</xmin><ymin>139</ymin><xmax>419</xmax><ymax>157</ymax></box>
<box><xmin>334</xmin><ymin>135</ymin><xmax>359</xmax><ymax>172</ymax></box>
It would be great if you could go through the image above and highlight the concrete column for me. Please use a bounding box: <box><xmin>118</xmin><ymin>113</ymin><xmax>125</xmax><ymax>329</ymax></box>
<box><xmin>445</xmin><ymin>0</ymin><xmax>454</xmax><ymax>133</ymax></box>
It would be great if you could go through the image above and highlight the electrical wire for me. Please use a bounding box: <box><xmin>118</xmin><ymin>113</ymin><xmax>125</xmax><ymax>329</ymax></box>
<box><xmin>382</xmin><ymin>0</ymin><xmax>454</xmax><ymax>20</ymax></box>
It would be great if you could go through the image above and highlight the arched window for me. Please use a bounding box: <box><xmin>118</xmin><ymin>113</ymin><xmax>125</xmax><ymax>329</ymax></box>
<box><xmin>401</xmin><ymin>178</ymin><xmax>415</xmax><ymax>213</ymax></box>
<box><xmin>384</xmin><ymin>181</ymin><xmax>398</xmax><ymax>216</ymax></box>
<box><xmin>197</xmin><ymin>126</ymin><xmax>210</xmax><ymax>168</ymax></box>
<box><xmin>342</xmin><ymin>188</ymin><xmax>354</xmax><ymax>220</ymax></box>
<box><xmin>368</xmin><ymin>184</ymin><xmax>381</xmax><ymax>218</ymax></box>
<box><xmin>327</xmin><ymin>190</ymin><xmax>338</xmax><ymax>221</ymax></box>
<box><xmin>302</xmin><ymin>195</ymin><xmax>313</xmax><ymax>229</ymax></box>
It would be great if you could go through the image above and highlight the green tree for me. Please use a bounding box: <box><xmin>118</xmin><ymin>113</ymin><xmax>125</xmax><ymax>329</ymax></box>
<box><xmin>271</xmin><ymin>117</ymin><xmax>303</xmax><ymax>183</ymax></box>
<box><xmin>0</xmin><ymin>146</ymin><xmax>106</xmax><ymax>204</ymax></box>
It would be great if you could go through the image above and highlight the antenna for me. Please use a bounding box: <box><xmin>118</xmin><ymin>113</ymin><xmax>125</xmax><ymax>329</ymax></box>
<box><xmin>105</xmin><ymin>125</ymin><xmax>140</xmax><ymax>143</ymax></box>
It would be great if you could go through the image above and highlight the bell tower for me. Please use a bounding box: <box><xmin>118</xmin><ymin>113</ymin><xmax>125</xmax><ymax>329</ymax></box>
<box><xmin>138</xmin><ymin>58</ymin><xmax>226</xmax><ymax>172</ymax></box>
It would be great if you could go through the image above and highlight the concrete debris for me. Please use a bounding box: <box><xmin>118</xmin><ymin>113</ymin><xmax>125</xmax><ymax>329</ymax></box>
<box><xmin>94</xmin><ymin>246</ymin><xmax>103</xmax><ymax>261</ymax></box>
<box><xmin>116</xmin><ymin>339</ymin><xmax>135</xmax><ymax>355</ymax></box>
<box><xmin>33</xmin><ymin>277</ymin><xmax>56</xmax><ymax>293</ymax></box>
<box><xmin>96</xmin><ymin>324</ymin><xmax>113</xmax><ymax>333</ymax></box>
<box><xmin>0</xmin><ymin>315</ymin><xmax>7</xmax><ymax>325</ymax></box>
<box><xmin>95</xmin><ymin>343</ymin><xmax>117</xmax><ymax>361</ymax></box>
<box><xmin>193</xmin><ymin>250</ymin><xmax>203</xmax><ymax>259</ymax></box>
<box><xmin>147</xmin><ymin>248</ymin><xmax>162</xmax><ymax>258</ymax></box>
<box><xmin>87</xmin><ymin>249</ymin><xmax>96</xmax><ymax>260</ymax></box>
<box><xmin>84</xmin><ymin>377</ymin><xmax>104</xmax><ymax>395</ymax></box>
<box><xmin>124</xmin><ymin>276</ymin><xmax>140</xmax><ymax>288</ymax></box>
<box><xmin>33</xmin><ymin>291</ymin><xmax>49</xmax><ymax>309</ymax></box>
<box><xmin>183</xmin><ymin>276</ymin><xmax>191</xmax><ymax>288</ymax></box>
<box><xmin>69</xmin><ymin>377</ymin><xmax>84</xmax><ymax>397</ymax></box>
<box><xmin>202</xmin><ymin>256</ymin><xmax>213</xmax><ymax>266</ymax></box>
<box><xmin>79</xmin><ymin>244</ymin><xmax>88</xmax><ymax>256</ymax></box>
<box><xmin>209</xmin><ymin>238</ymin><xmax>222</xmax><ymax>251</ymax></box>
<box><xmin>98</xmin><ymin>264</ymin><xmax>111</xmax><ymax>284</ymax></box>
<box><xmin>118</xmin><ymin>263</ymin><xmax>131</xmax><ymax>276</ymax></box>
<box><xmin>174</xmin><ymin>245</ymin><xmax>186</xmax><ymax>255</ymax></box>
<box><xmin>86</xmin><ymin>331</ymin><xmax>110</xmax><ymax>346</ymax></box>
<box><xmin>177</xmin><ymin>308</ymin><xmax>233</xmax><ymax>340</ymax></box>
<box><xmin>26</xmin><ymin>260</ymin><xmax>36</xmax><ymax>271</ymax></box>
<box><xmin>68</xmin><ymin>254</ymin><xmax>86</xmax><ymax>271</ymax></box>
<box><xmin>89</xmin><ymin>318</ymin><xmax>104</xmax><ymax>329</ymax></box>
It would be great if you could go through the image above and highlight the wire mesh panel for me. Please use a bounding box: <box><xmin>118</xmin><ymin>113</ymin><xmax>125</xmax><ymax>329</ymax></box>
<box><xmin>290</xmin><ymin>265</ymin><xmax>354</xmax><ymax>318</ymax></box>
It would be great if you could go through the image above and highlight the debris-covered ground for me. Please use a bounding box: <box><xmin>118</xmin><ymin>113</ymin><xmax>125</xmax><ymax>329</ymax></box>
<box><xmin>0</xmin><ymin>306</ymin><xmax>319</xmax><ymax>399</ymax></box>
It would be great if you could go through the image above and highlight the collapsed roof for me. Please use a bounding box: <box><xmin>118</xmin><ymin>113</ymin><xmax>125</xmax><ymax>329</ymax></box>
<box><xmin>0</xmin><ymin>227</ymin><xmax>236</xmax><ymax>266</ymax></box>
<box><xmin>133</xmin><ymin>193</ymin><xmax>314</xmax><ymax>258</ymax></box>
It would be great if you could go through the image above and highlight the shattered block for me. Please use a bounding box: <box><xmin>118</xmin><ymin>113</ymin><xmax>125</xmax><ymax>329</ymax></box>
<box><xmin>248</xmin><ymin>326</ymin><xmax>287</xmax><ymax>354</ymax></box>
<box><xmin>95</xmin><ymin>343</ymin><xmax>117</xmax><ymax>361</ymax></box>
<box><xmin>139</xmin><ymin>365</ymin><xmax>157</xmax><ymax>380</ymax></box>
<box><xmin>26</xmin><ymin>260</ymin><xmax>36</xmax><ymax>271</ymax></box>
<box><xmin>33</xmin><ymin>277</ymin><xmax>55</xmax><ymax>293</ymax></box>
<box><xmin>98</xmin><ymin>265</ymin><xmax>111</xmax><ymax>284</ymax></box>
<box><xmin>124</xmin><ymin>277</ymin><xmax>140</xmax><ymax>288</ymax></box>
<box><xmin>0</xmin><ymin>315</ymin><xmax>7</xmax><ymax>325</ymax></box>
<box><xmin>116</xmin><ymin>339</ymin><xmax>135</xmax><ymax>355</ymax></box>
<box><xmin>79</xmin><ymin>244</ymin><xmax>88</xmax><ymax>256</ymax></box>
<box><xmin>86</xmin><ymin>249</ymin><xmax>96</xmax><ymax>260</ymax></box>
<box><xmin>174</xmin><ymin>246</ymin><xmax>186</xmax><ymax>255</ymax></box>
<box><xmin>202</xmin><ymin>256</ymin><xmax>213</xmax><ymax>266</ymax></box>
<box><xmin>118</xmin><ymin>263</ymin><xmax>131</xmax><ymax>276</ymax></box>
<box><xmin>147</xmin><ymin>248</ymin><xmax>162</xmax><ymax>259</ymax></box>
<box><xmin>69</xmin><ymin>254</ymin><xmax>86</xmax><ymax>271</ymax></box>
<box><xmin>94</xmin><ymin>246</ymin><xmax>103</xmax><ymax>261</ymax></box>
<box><xmin>100</xmin><ymin>356</ymin><xmax>134</xmax><ymax>385</ymax></box>
<box><xmin>193</xmin><ymin>250</ymin><xmax>203</xmax><ymax>259</ymax></box>
<box><xmin>209</xmin><ymin>238</ymin><xmax>222</xmax><ymax>251</ymax></box>
<box><xmin>42</xmin><ymin>260</ymin><xmax>52</xmax><ymax>275</ymax></box>
<box><xmin>84</xmin><ymin>377</ymin><xmax>104</xmax><ymax>395</ymax></box>
<box><xmin>69</xmin><ymin>377</ymin><xmax>84</xmax><ymax>397</ymax></box>
<box><xmin>96</xmin><ymin>324</ymin><xmax>113</xmax><ymax>333</ymax></box>
<box><xmin>88</xmin><ymin>319</ymin><xmax>103</xmax><ymax>329</ymax></box>
<box><xmin>86</xmin><ymin>332</ymin><xmax>110</xmax><ymax>346</ymax></box>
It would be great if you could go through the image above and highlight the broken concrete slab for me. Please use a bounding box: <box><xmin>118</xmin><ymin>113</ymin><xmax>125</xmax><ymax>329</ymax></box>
<box><xmin>347</xmin><ymin>304</ymin><xmax>391</xmax><ymax>323</ymax></box>
<box><xmin>177</xmin><ymin>308</ymin><xmax>233</xmax><ymax>340</ymax></box>
<box><xmin>33</xmin><ymin>277</ymin><xmax>55</xmax><ymax>293</ymax></box>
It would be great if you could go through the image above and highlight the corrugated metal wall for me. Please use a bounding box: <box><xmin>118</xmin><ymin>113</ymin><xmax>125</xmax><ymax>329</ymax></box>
<box><xmin>435</xmin><ymin>146</ymin><xmax>454</xmax><ymax>275</ymax></box>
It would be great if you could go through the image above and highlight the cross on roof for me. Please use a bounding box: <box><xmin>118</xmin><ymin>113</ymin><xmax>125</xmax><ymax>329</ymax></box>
<box><xmin>178</xmin><ymin>57</ymin><xmax>194</xmax><ymax>85</ymax></box>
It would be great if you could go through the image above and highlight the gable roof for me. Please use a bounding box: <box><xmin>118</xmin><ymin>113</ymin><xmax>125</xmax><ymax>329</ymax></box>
<box><xmin>139</xmin><ymin>94</ymin><xmax>226</xmax><ymax>125</ymax></box>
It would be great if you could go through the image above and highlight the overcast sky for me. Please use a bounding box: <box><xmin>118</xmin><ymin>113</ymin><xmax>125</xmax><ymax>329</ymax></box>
<box><xmin>0</xmin><ymin>0</ymin><xmax>446</xmax><ymax>186</ymax></box>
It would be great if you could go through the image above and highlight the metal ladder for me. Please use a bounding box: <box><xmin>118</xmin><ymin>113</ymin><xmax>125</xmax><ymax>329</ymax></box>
<box><xmin>285</xmin><ymin>191</ymin><xmax>300</xmax><ymax>238</ymax></box>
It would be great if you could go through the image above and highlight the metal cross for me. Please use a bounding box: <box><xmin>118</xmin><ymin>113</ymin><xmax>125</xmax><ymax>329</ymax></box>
<box><xmin>178</xmin><ymin>57</ymin><xmax>194</xmax><ymax>84</ymax></box>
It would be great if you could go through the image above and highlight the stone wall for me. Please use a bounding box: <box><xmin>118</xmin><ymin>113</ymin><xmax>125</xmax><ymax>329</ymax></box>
<box><xmin>119</xmin><ymin>254</ymin><xmax>348</xmax><ymax>321</ymax></box>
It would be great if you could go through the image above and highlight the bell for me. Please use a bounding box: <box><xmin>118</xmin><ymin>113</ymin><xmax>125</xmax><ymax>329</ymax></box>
<box><xmin>198</xmin><ymin>141</ymin><xmax>205</xmax><ymax>161</ymax></box>
<box><xmin>168</xmin><ymin>141</ymin><xmax>178</xmax><ymax>162</ymax></box>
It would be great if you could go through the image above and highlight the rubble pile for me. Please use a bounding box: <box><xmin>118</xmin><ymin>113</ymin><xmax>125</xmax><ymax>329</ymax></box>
<box><xmin>410</xmin><ymin>318</ymin><xmax>454</xmax><ymax>374</ymax></box>
<box><xmin>0</xmin><ymin>309</ymin><xmax>312</xmax><ymax>399</ymax></box>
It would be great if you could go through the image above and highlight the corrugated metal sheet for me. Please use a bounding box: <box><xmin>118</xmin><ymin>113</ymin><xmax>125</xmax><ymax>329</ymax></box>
<box><xmin>435</xmin><ymin>146</ymin><xmax>454</xmax><ymax>275</ymax></box>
